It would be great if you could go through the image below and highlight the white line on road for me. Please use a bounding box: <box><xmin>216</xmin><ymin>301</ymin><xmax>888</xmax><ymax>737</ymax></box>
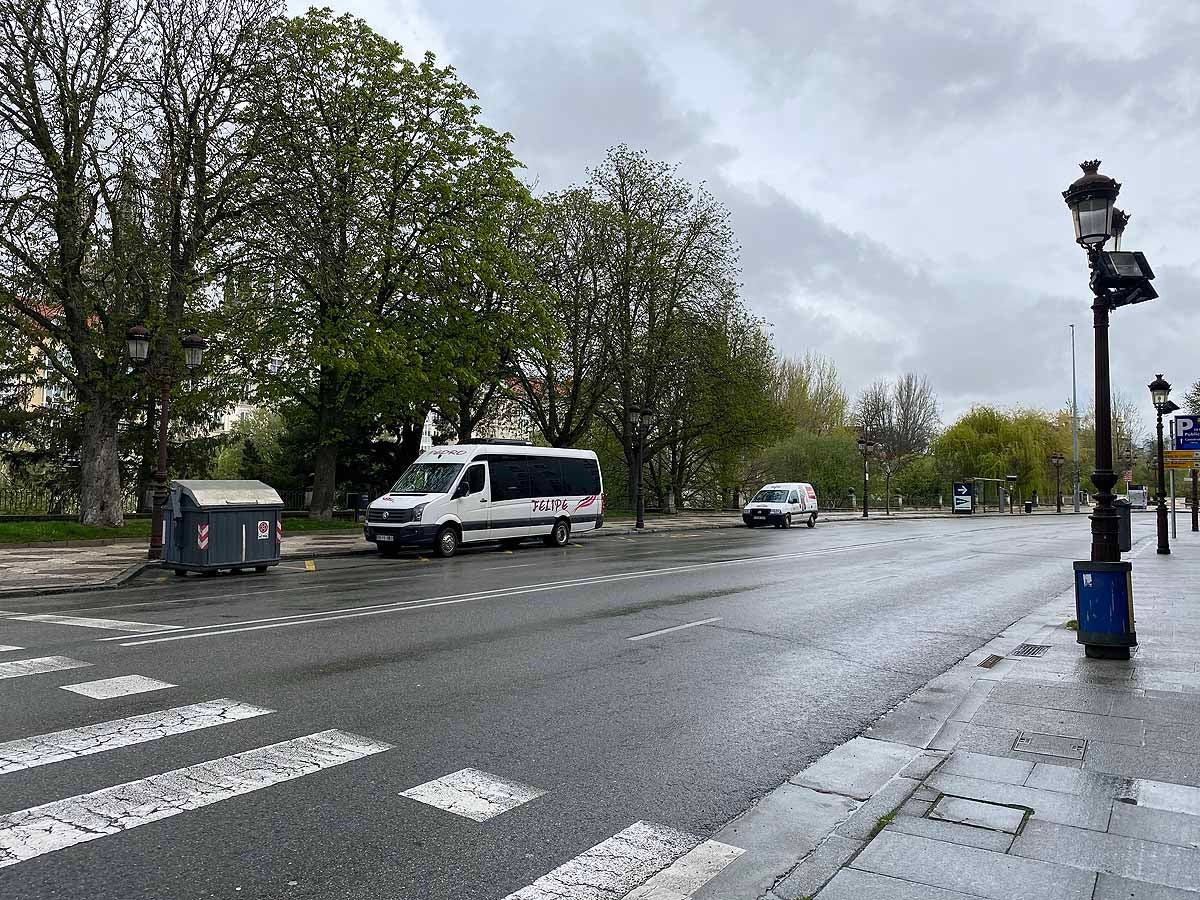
<box><xmin>8</xmin><ymin>613</ymin><xmax>180</xmax><ymax>633</ymax></box>
<box><xmin>481</xmin><ymin>563</ymin><xmax>537</xmax><ymax>570</ymax></box>
<box><xmin>502</xmin><ymin>820</ymin><xmax>701</xmax><ymax>900</ymax></box>
<box><xmin>59</xmin><ymin>675</ymin><xmax>178</xmax><ymax>700</ymax></box>
<box><xmin>0</xmin><ymin>646</ymin><xmax>23</xmax><ymax>652</ymax></box>
<box><xmin>627</xmin><ymin>618</ymin><xmax>722</xmax><ymax>642</ymax></box>
<box><xmin>113</xmin><ymin>540</ymin><xmax>899</xmax><ymax>647</ymax></box>
<box><xmin>0</xmin><ymin>729</ymin><xmax>390</xmax><ymax>869</ymax></box>
<box><xmin>0</xmin><ymin>656</ymin><xmax>91</xmax><ymax>680</ymax></box>
<box><xmin>622</xmin><ymin>838</ymin><xmax>745</xmax><ymax>899</ymax></box>
<box><xmin>0</xmin><ymin>699</ymin><xmax>272</xmax><ymax>774</ymax></box>
<box><xmin>401</xmin><ymin>767</ymin><xmax>546</xmax><ymax>822</ymax></box>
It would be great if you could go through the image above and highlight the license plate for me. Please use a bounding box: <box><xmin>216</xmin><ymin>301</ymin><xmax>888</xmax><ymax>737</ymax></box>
<box><xmin>754</xmin><ymin>511</ymin><xmax>766</xmax><ymax>517</ymax></box>
<box><xmin>376</xmin><ymin>534</ymin><xmax>394</xmax><ymax>542</ymax></box>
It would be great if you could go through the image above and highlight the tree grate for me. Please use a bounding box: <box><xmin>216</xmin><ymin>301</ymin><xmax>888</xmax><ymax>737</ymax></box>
<box><xmin>1010</xmin><ymin>643</ymin><xmax>1051</xmax><ymax>658</ymax></box>
<box><xmin>977</xmin><ymin>654</ymin><xmax>1004</xmax><ymax>668</ymax></box>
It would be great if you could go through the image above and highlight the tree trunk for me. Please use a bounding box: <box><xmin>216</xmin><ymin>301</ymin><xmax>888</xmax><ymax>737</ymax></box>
<box><xmin>78</xmin><ymin>400</ymin><xmax>124</xmax><ymax>526</ymax></box>
<box><xmin>310</xmin><ymin>443</ymin><xmax>339</xmax><ymax>519</ymax></box>
<box><xmin>397</xmin><ymin>418</ymin><xmax>425</xmax><ymax>471</ymax></box>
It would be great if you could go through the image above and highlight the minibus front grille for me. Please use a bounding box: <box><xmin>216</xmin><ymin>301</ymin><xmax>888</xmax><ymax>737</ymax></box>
<box><xmin>367</xmin><ymin>507</ymin><xmax>414</xmax><ymax>523</ymax></box>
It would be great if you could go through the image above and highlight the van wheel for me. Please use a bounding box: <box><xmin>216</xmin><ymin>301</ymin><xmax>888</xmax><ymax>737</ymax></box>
<box><xmin>782</xmin><ymin>514</ymin><xmax>792</xmax><ymax>529</ymax></box>
<box><xmin>807</xmin><ymin>513</ymin><xmax>817</xmax><ymax>528</ymax></box>
<box><xmin>544</xmin><ymin>518</ymin><xmax>571</xmax><ymax>547</ymax></box>
<box><xmin>435</xmin><ymin>525</ymin><xmax>460</xmax><ymax>558</ymax></box>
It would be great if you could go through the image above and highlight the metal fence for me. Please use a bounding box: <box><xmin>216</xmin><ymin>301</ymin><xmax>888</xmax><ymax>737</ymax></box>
<box><xmin>0</xmin><ymin>487</ymin><xmax>140</xmax><ymax>517</ymax></box>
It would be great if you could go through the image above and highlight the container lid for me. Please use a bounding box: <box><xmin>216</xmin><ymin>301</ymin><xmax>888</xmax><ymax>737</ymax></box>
<box><xmin>172</xmin><ymin>480</ymin><xmax>284</xmax><ymax>507</ymax></box>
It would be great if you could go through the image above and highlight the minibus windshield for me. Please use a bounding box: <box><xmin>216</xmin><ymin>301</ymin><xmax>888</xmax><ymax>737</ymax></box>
<box><xmin>390</xmin><ymin>463</ymin><xmax>464</xmax><ymax>495</ymax></box>
<box><xmin>752</xmin><ymin>489</ymin><xmax>789</xmax><ymax>503</ymax></box>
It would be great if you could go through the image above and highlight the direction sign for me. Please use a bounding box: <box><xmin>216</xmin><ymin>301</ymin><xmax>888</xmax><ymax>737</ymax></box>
<box><xmin>1175</xmin><ymin>415</ymin><xmax>1200</xmax><ymax>450</ymax></box>
<box><xmin>952</xmin><ymin>481</ymin><xmax>973</xmax><ymax>514</ymax></box>
<box><xmin>1165</xmin><ymin>450</ymin><xmax>1200</xmax><ymax>461</ymax></box>
<box><xmin>1165</xmin><ymin>459</ymin><xmax>1198</xmax><ymax>470</ymax></box>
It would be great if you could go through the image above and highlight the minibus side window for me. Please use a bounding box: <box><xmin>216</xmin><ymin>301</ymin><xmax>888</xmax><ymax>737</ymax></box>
<box><xmin>490</xmin><ymin>456</ymin><xmax>531</xmax><ymax>499</ymax></box>
<box><xmin>465</xmin><ymin>464</ymin><xmax>485</xmax><ymax>494</ymax></box>
<box><xmin>529</xmin><ymin>458</ymin><xmax>566</xmax><ymax>496</ymax></box>
<box><xmin>562</xmin><ymin>458</ymin><xmax>600</xmax><ymax>495</ymax></box>
<box><xmin>789</xmin><ymin>490</ymin><xmax>800</xmax><ymax>504</ymax></box>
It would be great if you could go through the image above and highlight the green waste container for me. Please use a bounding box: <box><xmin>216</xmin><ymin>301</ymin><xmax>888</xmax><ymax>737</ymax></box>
<box><xmin>163</xmin><ymin>480</ymin><xmax>284</xmax><ymax>577</ymax></box>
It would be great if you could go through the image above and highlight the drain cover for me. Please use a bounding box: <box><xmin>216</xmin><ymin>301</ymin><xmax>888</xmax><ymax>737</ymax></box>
<box><xmin>978</xmin><ymin>654</ymin><xmax>1003</xmax><ymax>668</ymax></box>
<box><xmin>1010</xmin><ymin>643</ymin><xmax>1051</xmax><ymax>658</ymax></box>
<box><xmin>1012</xmin><ymin>731</ymin><xmax>1087</xmax><ymax>760</ymax></box>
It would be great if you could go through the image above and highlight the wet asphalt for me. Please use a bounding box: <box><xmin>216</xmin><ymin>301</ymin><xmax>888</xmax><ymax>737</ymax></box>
<box><xmin>0</xmin><ymin>513</ymin><xmax>1132</xmax><ymax>899</ymax></box>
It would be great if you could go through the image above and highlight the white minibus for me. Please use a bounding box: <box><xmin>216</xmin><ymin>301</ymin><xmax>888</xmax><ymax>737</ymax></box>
<box><xmin>364</xmin><ymin>441</ymin><xmax>604</xmax><ymax>557</ymax></box>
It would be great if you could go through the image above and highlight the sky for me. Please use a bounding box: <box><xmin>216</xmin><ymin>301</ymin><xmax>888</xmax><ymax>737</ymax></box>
<box><xmin>289</xmin><ymin>0</ymin><xmax>1200</xmax><ymax>428</ymax></box>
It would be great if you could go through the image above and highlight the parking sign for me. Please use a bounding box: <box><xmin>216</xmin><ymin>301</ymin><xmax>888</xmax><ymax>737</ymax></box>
<box><xmin>257</xmin><ymin>519</ymin><xmax>270</xmax><ymax>540</ymax></box>
<box><xmin>1175</xmin><ymin>415</ymin><xmax>1199</xmax><ymax>450</ymax></box>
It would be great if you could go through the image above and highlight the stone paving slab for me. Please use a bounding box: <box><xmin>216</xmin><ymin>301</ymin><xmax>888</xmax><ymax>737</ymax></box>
<box><xmin>1109</xmin><ymin>803</ymin><xmax>1200</xmax><ymax>850</ymax></box>
<box><xmin>788</xmin><ymin>737</ymin><xmax>922</xmax><ymax>800</ymax></box>
<box><xmin>886</xmin><ymin>809</ymin><xmax>1016</xmax><ymax>852</ymax></box>
<box><xmin>1094</xmin><ymin>874</ymin><xmax>1200</xmax><ymax>899</ymax></box>
<box><xmin>925</xmin><ymin>771</ymin><xmax>1113</xmax><ymax>831</ymax></box>
<box><xmin>1011</xmin><ymin>820</ymin><xmax>1200</xmax><ymax>893</ymax></box>
<box><xmin>849</xmin><ymin>829</ymin><xmax>1098</xmax><ymax>900</ymax></box>
<box><xmin>816</xmin><ymin>868</ymin><xmax>987</xmax><ymax>900</ymax></box>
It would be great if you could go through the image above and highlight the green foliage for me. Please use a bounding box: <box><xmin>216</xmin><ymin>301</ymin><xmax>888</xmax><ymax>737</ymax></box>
<box><xmin>934</xmin><ymin>406</ymin><xmax>1072</xmax><ymax>499</ymax></box>
<box><xmin>760</xmin><ymin>430</ymin><xmax>861</xmax><ymax>504</ymax></box>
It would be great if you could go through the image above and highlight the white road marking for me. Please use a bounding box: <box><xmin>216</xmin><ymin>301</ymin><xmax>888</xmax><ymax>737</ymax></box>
<box><xmin>114</xmin><ymin>543</ymin><xmax>884</xmax><ymax>647</ymax></box>
<box><xmin>627</xmin><ymin>618</ymin><xmax>722</xmax><ymax>642</ymax></box>
<box><xmin>503</xmin><ymin>821</ymin><xmax>700</xmax><ymax>900</ymax></box>
<box><xmin>0</xmin><ymin>729</ymin><xmax>390</xmax><ymax>869</ymax></box>
<box><xmin>0</xmin><ymin>646</ymin><xmax>23</xmax><ymax>652</ymax></box>
<box><xmin>0</xmin><ymin>656</ymin><xmax>91</xmax><ymax>680</ymax></box>
<box><xmin>9</xmin><ymin>613</ymin><xmax>180</xmax><ymax>634</ymax></box>
<box><xmin>401</xmin><ymin>767</ymin><xmax>546</xmax><ymax>822</ymax></box>
<box><xmin>482</xmin><ymin>563</ymin><xmax>537</xmax><ymax>570</ymax></box>
<box><xmin>59</xmin><ymin>675</ymin><xmax>177</xmax><ymax>700</ymax></box>
<box><xmin>0</xmin><ymin>699</ymin><xmax>272</xmax><ymax>774</ymax></box>
<box><xmin>621</xmin><ymin>839</ymin><xmax>744</xmax><ymax>899</ymax></box>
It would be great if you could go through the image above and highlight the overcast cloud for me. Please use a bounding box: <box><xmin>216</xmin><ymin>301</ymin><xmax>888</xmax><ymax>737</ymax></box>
<box><xmin>292</xmin><ymin>0</ymin><xmax>1200</xmax><ymax>424</ymax></box>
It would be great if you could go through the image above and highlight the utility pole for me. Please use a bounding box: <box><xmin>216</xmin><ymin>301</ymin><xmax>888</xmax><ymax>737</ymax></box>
<box><xmin>1070</xmin><ymin>323</ymin><xmax>1081</xmax><ymax>512</ymax></box>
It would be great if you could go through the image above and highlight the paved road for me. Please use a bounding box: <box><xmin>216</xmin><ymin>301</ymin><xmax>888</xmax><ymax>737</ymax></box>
<box><xmin>0</xmin><ymin>514</ymin><xmax>1146</xmax><ymax>899</ymax></box>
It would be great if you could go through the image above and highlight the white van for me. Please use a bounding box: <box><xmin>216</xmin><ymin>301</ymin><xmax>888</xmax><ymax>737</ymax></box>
<box><xmin>364</xmin><ymin>441</ymin><xmax>604</xmax><ymax>557</ymax></box>
<box><xmin>742</xmin><ymin>482</ymin><xmax>818</xmax><ymax>529</ymax></box>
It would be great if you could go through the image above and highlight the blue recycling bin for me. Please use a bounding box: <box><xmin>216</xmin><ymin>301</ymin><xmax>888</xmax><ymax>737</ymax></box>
<box><xmin>1073</xmin><ymin>560</ymin><xmax>1135</xmax><ymax>658</ymax></box>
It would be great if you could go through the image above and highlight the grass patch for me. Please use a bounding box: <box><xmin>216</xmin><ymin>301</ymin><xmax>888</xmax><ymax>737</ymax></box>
<box><xmin>0</xmin><ymin>520</ymin><xmax>151</xmax><ymax>544</ymax></box>
<box><xmin>869</xmin><ymin>809</ymin><xmax>897</xmax><ymax>838</ymax></box>
<box><xmin>280</xmin><ymin>516</ymin><xmax>360</xmax><ymax>533</ymax></box>
<box><xmin>1065</xmin><ymin>618</ymin><xmax>1079</xmax><ymax>630</ymax></box>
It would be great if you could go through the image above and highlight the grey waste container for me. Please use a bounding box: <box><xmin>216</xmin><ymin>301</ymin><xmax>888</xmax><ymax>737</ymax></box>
<box><xmin>163</xmin><ymin>480</ymin><xmax>284</xmax><ymax>576</ymax></box>
<box><xmin>1115</xmin><ymin>497</ymin><xmax>1132</xmax><ymax>552</ymax></box>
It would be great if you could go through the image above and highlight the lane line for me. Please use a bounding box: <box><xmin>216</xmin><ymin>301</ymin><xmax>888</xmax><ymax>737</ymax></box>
<box><xmin>0</xmin><ymin>729</ymin><xmax>390</xmax><ymax>869</ymax></box>
<box><xmin>502</xmin><ymin>820</ymin><xmax>700</xmax><ymax>899</ymax></box>
<box><xmin>622</xmin><ymin>838</ymin><xmax>745</xmax><ymax>898</ymax></box>
<box><xmin>59</xmin><ymin>675</ymin><xmax>177</xmax><ymax>700</ymax></box>
<box><xmin>482</xmin><ymin>563</ymin><xmax>537</xmax><ymax>570</ymax></box>
<box><xmin>9</xmin><ymin>614</ymin><xmax>180</xmax><ymax>634</ymax></box>
<box><xmin>0</xmin><ymin>646</ymin><xmax>23</xmax><ymax>653</ymax></box>
<box><xmin>0</xmin><ymin>699</ymin><xmax>272</xmax><ymax>774</ymax></box>
<box><xmin>0</xmin><ymin>656</ymin><xmax>91</xmax><ymax>680</ymax></box>
<box><xmin>627</xmin><ymin>618</ymin><xmax>722</xmax><ymax>642</ymax></box>
<box><xmin>400</xmin><ymin>768</ymin><xmax>546</xmax><ymax>822</ymax></box>
<box><xmin>111</xmin><ymin>539</ymin><xmax>911</xmax><ymax>646</ymax></box>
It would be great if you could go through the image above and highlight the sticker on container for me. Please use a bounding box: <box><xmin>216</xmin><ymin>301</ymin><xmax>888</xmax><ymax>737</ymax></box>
<box><xmin>197</xmin><ymin>523</ymin><xmax>209</xmax><ymax>550</ymax></box>
<box><xmin>257</xmin><ymin>520</ymin><xmax>270</xmax><ymax>540</ymax></box>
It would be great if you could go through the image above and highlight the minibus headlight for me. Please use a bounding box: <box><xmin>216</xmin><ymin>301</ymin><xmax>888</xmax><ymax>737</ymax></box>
<box><xmin>413</xmin><ymin>503</ymin><xmax>429</xmax><ymax>522</ymax></box>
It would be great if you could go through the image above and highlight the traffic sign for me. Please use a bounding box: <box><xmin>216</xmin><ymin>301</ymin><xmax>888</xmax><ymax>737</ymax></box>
<box><xmin>952</xmin><ymin>481</ymin><xmax>973</xmax><ymax>514</ymax></box>
<box><xmin>1165</xmin><ymin>459</ymin><xmax>1198</xmax><ymax>470</ymax></box>
<box><xmin>1165</xmin><ymin>450</ymin><xmax>1200</xmax><ymax>461</ymax></box>
<box><xmin>1175</xmin><ymin>415</ymin><xmax>1200</xmax><ymax>450</ymax></box>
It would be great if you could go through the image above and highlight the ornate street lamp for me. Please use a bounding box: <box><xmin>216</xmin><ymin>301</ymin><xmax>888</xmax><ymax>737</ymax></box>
<box><xmin>856</xmin><ymin>434</ymin><xmax>876</xmax><ymax>519</ymax></box>
<box><xmin>1050</xmin><ymin>453</ymin><xmax>1065</xmax><ymax>513</ymax></box>
<box><xmin>1064</xmin><ymin>160</ymin><xmax>1120</xmax><ymax>248</ymax></box>
<box><xmin>627</xmin><ymin>405</ymin><xmax>655</xmax><ymax>530</ymax></box>
<box><xmin>1149</xmin><ymin>374</ymin><xmax>1178</xmax><ymax>555</ymax></box>
<box><xmin>127</xmin><ymin>326</ymin><xmax>206</xmax><ymax>560</ymax></box>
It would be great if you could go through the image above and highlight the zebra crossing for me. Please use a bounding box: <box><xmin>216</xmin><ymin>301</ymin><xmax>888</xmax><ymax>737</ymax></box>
<box><xmin>0</xmin><ymin>645</ymin><xmax>744</xmax><ymax>897</ymax></box>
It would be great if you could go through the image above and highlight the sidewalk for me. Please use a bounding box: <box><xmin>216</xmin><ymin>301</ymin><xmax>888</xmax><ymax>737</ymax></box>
<box><xmin>701</xmin><ymin>529</ymin><xmax>1200</xmax><ymax>899</ymax></box>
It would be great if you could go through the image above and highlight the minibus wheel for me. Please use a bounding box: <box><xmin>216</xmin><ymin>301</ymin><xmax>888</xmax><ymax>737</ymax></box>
<box><xmin>544</xmin><ymin>518</ymin><xmax>571</xmax><ymax>547</ymax></box>
<box><xmin>435</xmin><ymin>525</ymin><xmax>460</xmax><ymax>558</ymax></box>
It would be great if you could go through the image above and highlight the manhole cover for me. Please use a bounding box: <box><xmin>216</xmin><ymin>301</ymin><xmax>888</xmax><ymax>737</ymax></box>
<box><xmin>978</xmin><ymin>654</ymin><xmax>1003</xmax><ymax>669</ymax></box>
<box><xmin>1012</xmin><ymin>731</ymin><xmax>1087</xmax><ymax>760</ymax></box>
<box><xmin>1010</xmin><ymin>643</ymin><xmax>1051</xmax><ymax>658</ymax></box>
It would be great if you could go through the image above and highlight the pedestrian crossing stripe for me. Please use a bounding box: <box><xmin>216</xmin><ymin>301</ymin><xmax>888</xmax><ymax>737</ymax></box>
<box><xmin>59</xmin><ymin>675</ymin><xmax>177</xmax><ymax>700</ymax></box>
<box><xmin>0</xmin><ymin>656</ymin><xmax>91</xmax><ymax>680</ymax></box>
<box><xmin>0</xmin><ymin>729</ymin><xmax>391</xmax><ymax>869</ymax></box>
<box><xmin>401</xmin><ymin>768</ymin><xmax>545</xmax><ymax>822</ymax></box>
<box><xmin>0</xmin><ymin>699</ymin><xmax>272</xmax><ymax>774</ymax></box>
<box><xmin>9</xmin><ymin>613</ymin><xmax>180</xmax><ymax>634</ymax></box>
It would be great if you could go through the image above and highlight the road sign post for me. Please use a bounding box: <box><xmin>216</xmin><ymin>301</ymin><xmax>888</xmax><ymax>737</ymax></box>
<box><xmin>952</xmin><ymin>482</ymin><xmax>974</xmax><ymax>514</ymax></box>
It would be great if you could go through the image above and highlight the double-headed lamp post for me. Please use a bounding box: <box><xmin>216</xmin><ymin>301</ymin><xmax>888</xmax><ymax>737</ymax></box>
<box><xmin>1050</xmin><ymin>453</ymin><xmax>1065</xmax><ymax>513</ymax></box>
<box><xmin>626</xmin><ymin>405</ymin><xmax>655</xmax><ymax>530</ymax></box>
<box><xmin>127</xmin><ymin>325</ymin><xmax>206</xmax><ymax>560</ymax></box>
<box><xmin>856</xmin><ymin>434</ymin><xmax>876</xmax><ymax>518</ymax></box>
<box><xmin>1149</xmin><ymin>374</ymin><xmax>1178</xmax><ymax>556</ymax></box>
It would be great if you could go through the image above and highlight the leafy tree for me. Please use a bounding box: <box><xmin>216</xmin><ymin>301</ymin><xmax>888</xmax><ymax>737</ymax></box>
<box><xmin>773</xmin><ymin>352</ymin><xmax>847</xmax><ymax>436</ymax></box>
<box><xmin>1185</xmin><ymin>380</ymin><xmax>1200</xmax><ymax>416</ymax></box>
<box><xmin>238</xmin><ymin>9</ymin><xmax>527</xmax><ymax>517</ymax></box>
